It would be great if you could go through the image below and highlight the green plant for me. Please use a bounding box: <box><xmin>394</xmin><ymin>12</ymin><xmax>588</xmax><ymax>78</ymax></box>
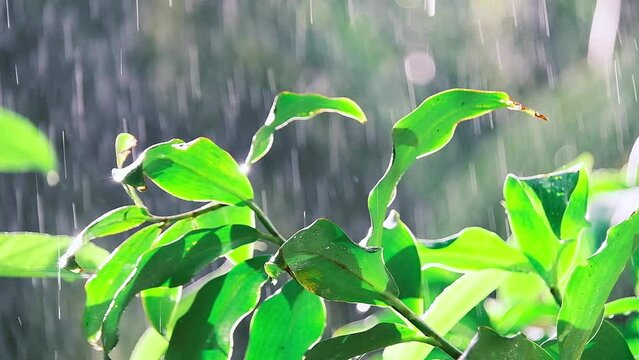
<box><xmin>2</xmin><ymin>88</ymin><xmax>638</xmax><ymax>360</ymax></box>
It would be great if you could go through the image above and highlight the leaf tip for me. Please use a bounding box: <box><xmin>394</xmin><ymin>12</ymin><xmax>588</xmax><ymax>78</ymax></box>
<box><xmin>506</xmin><ymin>100</ymin><xmax>548</xmax><ymax>121</ymax></box>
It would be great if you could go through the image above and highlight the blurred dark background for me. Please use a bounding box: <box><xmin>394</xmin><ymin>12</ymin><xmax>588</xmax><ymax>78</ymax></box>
<box><xmin>0</xmin><ymin>0</ymin><xmax>638</xmax><ymax>359</ymax></box>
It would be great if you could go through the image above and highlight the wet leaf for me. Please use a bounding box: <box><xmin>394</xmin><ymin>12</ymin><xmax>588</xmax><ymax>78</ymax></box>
<box><xmin>247</xmin><ymin>92</ymin><xmax>366</xmax><ymax>164</ymax></box>
<box><xmin>113</xmin><ymin>137</ymin><xmax>253</xmax><ymax>203</ymax></box>
<box><xmin>461</xmin><ymin>327</ymin><xmax>551</xmax><ymax>360</ymax></box>
<box><xmin>543</xmin><ymin>321</ymin><xmax>633</xmax><ymax>360</ymax></box>
<box><xmin>115</xmin><ymin>132</ymin><xmax>137</xmax><ymax>168</ymax></box>
<box><xmin>84</xmin><ymin>224</ymin><xmax>163</xmax><ymax>344</ymax></box>
<box><xmin>141</xmin><ymin>286</ymin><xmax>182</xmax><ymax>337</ymax></box>
<box><xmin>0</xmin><ymin>232</ymin><xmax>107</xmax><ymax>279</ymax></box>
<box><xmin>418</xmin><ymin>227</ymin><xmax>533</xmax><ymax>273</ymax></box>
<box><xmin>0</xmin><ymin>107</ymin><xmax>57</xmax><ymax>174</ymax></box>
<box><xmin>558</xmin><ymin>212</ymin><xmax>639</xmax><ymax>359</ymax></box>
<box><xmin>165</xmin><ymin>257</ymin><xmax>270</xmax><ymax>360</ymax></box>
<box><xmin>266</xmin><ymin>218</ymin><xmax>398</xmax><ymax>306</ymax></box>
<box><xmin>89</xmin><ymin>224</ymin><xmax>261</xmax><ymax>353</ymax></box>
<box><xmin>368</xmin><ymin>89</ymin><xmax>545</xmax><ymax>246</ymax></box>
<box><xmin>306</xmin><ymin>323</ymin><xmax>433</xmax><ymax>360</ymax></box>
<box><xmin>503</xmin><ymin>174</ymin><xmax>561</xmax><ymax>279</ymax></box>
<box><xmin>605</xmin><ymin>297</ymin><xmax>639</xmax><ymax>317</ymax></box>
<box><xmin>131</xmin><ymin>328</ymin><xmax>168</xmax><ymax>360</ymax></box>
<box><xmin>245</xmin><ymin>281</ymin><xmax>326</xmax><ymax>360</ymax></box>
<box><xmin>59</xmin><ymin>205</ymin><xmax>151</xmax><ymax>267</ymax></box>
<box><xmin>384</xmin><ymin>270</ymin><xmax>509</xmax><ymax>359</ymax></box>
<box><xmin>381</xmin><ymin>210</ymin><xmax>423</xmax><ymax>313</ymax></box>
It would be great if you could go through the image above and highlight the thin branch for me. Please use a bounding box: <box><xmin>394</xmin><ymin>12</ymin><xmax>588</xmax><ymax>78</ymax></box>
<box><xmin>245</xmin><ymin>200</ymin><xmax>286</xmax><ymax>246</ymax></box>
<box><xmin>148</xmin><ymin>202</ymin><xmax>226</xmax><ymax>224</ymax></box>
<box><xmin>386</xmin><ymin>295</ymin><xmax>462</xmax><ymax>359</ymax></box>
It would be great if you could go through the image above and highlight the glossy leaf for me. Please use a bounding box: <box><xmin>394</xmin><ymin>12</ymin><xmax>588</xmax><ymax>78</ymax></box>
<box><xmin>91</xmin><ymin>224</ymin><xmax>261</xmax><ymax>353</ymax></box>
<box><xmin>245</xmin><ymin>281</ymin><xmax>326</xmax><ymax>360</ymax></box>
<box><xmin>131</xmin><ymin>328</ymin><xmax>168</xmax><ymax>360</ymax></box>
<box><xmin>367</xmin><ymin>89</ymin><xmax>545</xmax><ymax>246</ymax></box>
<box><xmin>381</xmin><ymin>210</ymin><xmax>423</xmax><ymax>313</ymax></box>
<box><xmin>113</xmin><ymin>137</ymin><xmax>253</xmax><ymax>203</ymax></box>
<box><xmin>84</xmin><ymin>224</ymin><xmax>163</xmax><ymax>344</ymax></box>
<box><xmin>461</xmin><ymin>327</ymin><xmax>551</xmax><ymax>360</ymax></box>
<box><xmin>558</xmin><ymin>212</ymin><xmax>639</xmax><ymax>359</ymax></box>
<box><xmin>0</xmin><ymin>107</ymin><xmax>57</xmax><ymax>174</ymax></box>
<box><xmin>0</xmin><ymin>232</ymin><xmax>107</xmax><ymax>279</ymax></box>
<box><xmin>141</xmin><ymin>286</ymin><xmax>182</xmax><ymax>337</ymax></box>
<box><xmin>605</xmin><ymin>297</ymin><xmax>639</xmax><ymax>317</ymax></box>
<box><xmin>384</xmin><ymin>269</ymin><xmax>509</xmax><ymax>359</ymax></box>
<box><xmin>544</xmin><ymin>321</ymin><xmax>633</xmax><ymax>360</ymax></box>
<box><xmin>115</xmin><ymin>132</ymin><xmax>137</xmax><ymax>168</ymax></box>
<box><xmin>306</xmin><ymin>323</ymin><xmax>433</xmax><ymax>360</ymax></box>
<box><xmin>247</xmin><ymin>92</ymin><xmax>367</xmax><ymax>164</ymax></box>
<box><xmin>503</xmin><ymin>174</ymin><xmax>560</xmax><ymax>279</ymax></box>
<box><xmin>266</xmin><ymin>218</ymin><xmax>399</xmax><ymax>306</ymax></box>
<box><xmin>418</xmin><ymin>227</ymin><xmax>533</xmax><ymax>273</ymax></box>
<box><xmin>165</xmin><ymin>257</ymin><xmax>270</xmax><ymax>360</ymax></box>
<box><xmin>60</xmin><ymin>205</ymin><xmax>151</xmax><ymax>267</ymax></box>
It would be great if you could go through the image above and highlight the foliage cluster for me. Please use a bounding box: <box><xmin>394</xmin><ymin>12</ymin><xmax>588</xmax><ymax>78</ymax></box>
<box><xmin>2</xmin><ymin>88</ymin><xmax>639</xmax><ymax>359</ymax></box>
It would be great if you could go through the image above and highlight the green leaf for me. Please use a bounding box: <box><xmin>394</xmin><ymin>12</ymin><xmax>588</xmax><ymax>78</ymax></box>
<box><xmin>543</xmin><ymin>321</ymin><xmax>633</xmax><ymax>360</ymax></box>
<box><xmin>605</xmin><ymin>297</ymin><xmax>639</xmax><ymax>317</ymax></box>
<box><xmin>503</xmin><ymin>175</ymin><xmax>560</xmax><ymax>279</ymax></box>
<box><xmin>141</xmin><ymin>286</ymin><xmax>182</xmax><ymax>337</ymax></box>
<box><xmin>418</xmin><ymin>227</ymin><xmax>533</xmax><ymax>273</ymax></box>
<box><xmin>90</xmin><ymin>224</ymin><xmax>261</xmax><ymax>353</ymax></box>
<box><xmin>84</xmin><ymin>224</ymin><xmax>163</xmax><ymax>344</ymax></box>
<box><xmin>165</xmin><ymin>257</ymin><xmax>270</xmax><ymax>360</ymax></box>
<box><xmin>0</xmin><ymin>232</ymin><xmax>107</xmax><ymax>279</ymax></box>
<box><xmin>113</xmin><ymin>137</ymin><xmax>253</xmax><ymax>203</ymax></box>
<box><xmin>558</xmin><ymin>212</ymin><xmax>639</xmax><ymax>359</ymax></box>
<box><xmin>266</xmin><ymin>218</ymin><xmax>399</xmax><ymax>306</ymax></box>
<box><xmin>115</xmin><ymin>132</ymin><xmax>137</xmax><ymax>168</ymax></box>
<box><xmin>367</xmin><ymin>89</ymin><xmax>545</xmax><ymax>246</ymax></box>
<box><xmin>461</xmin><ymin>327</ymin><xmax>551</xmax><ymax>360</ymax></box>
<box><xmin>381</xmin><ymin>210</ymin><xmax>423</xmax><ymax>313</ymax></box>
<box><xmin>247</xmin><ymin>92</ymin><xmax>367</xmax><ymax>164</ymax></box>
<box><xmin>245</xmin><ymin>281</ymin><xmax>326</xmax><ymax>360</ymax></box>
<box><xmin>59</xmin><ymin>205</ymin><xmax>151</xmax><ymax>267</ymax></box>
<box><xmin>306</xmin><ymin>323</ymin><xmax>433</xmax><ymax>360</ymax></box>
<box><xmin>0</xmin><ymin>107</ymin><xmax>57</xmax><ymax>174</ymax></box>
<box><xmin>131</xmin><ymin>328</ymin><xmax>168</xmax><ymax>360</ymax></box>
<box><xmin>384</xmin><ymin>269</ymin><xmax>510</xmax><ymax>359</ymax></box>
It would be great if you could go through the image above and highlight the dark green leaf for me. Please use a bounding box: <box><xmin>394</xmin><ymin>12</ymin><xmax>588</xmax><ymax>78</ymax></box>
<box><xmin>0</xmin><ymin>232</ymin><xmax>107</xmax><ymax>279</ymax></box>
<box><xmin>367</xmin><ymin>89</ymin><xmax>545</xmax><ymax>246</ymax></box>
<box><xmin>115</xmin><ymin>132</ymin><xmax>137</xmax><ymax>168</ymax></box>
<box><xmin>543</xmin><ymin>321</ymin><xmax>633</xmax><ymax>360</ymax></box>
<box><xmin>0</xmin><ymin>107</ymin><xmax>57</xmax><ymax>175</ymax></box>
<box><xmin>113</xmin><ymin>137</ymin><xmax>253</xmax><ymax>203</ymax></box>
<box><xmin>381</xmin><ymin>210</ymin><xmax>423</xmax><ymax>313</ymax></box>
<box><xmin>503</xmin><ymin>175</ymin><xmax>560</xmax><ymax>279</ymax></box>
<box><xmin>165</xmin><ymin>257</ymin><xmax>270</xmax><ymax>360</ymax></box>
<box><xmin>141</xmin><ymin>286</ymin><xmax>182</xmax><ymax>337</ymax></box>
<box><xmin>84</xmin><ymin>224</ymin><xmax>163</xmax><ymax>344</ymax></box>
<box><xmin>558</xmin><ymin>212</ymin><xmax>639</xmax><ymax>359</ymax></box>
<box><xmin>245</xmin><ymin>281</ymin><xmax>326</xmax><ymax>360</ymax></box>
<box><xmin>461</xmin><ymin>327</ymin><xmax>551</xmax><ymax>360</ymax></box>
<box><xmin>60</xmin><ymin>205</ymin><xmax>151</xmax><ymax>267</ymax></box>
<box><xmin>306</xmin><ymin>323</ymin><xmax>432</xmax><ymax>360</ymax></box>
<box><xmin>418</xmin><ymin>227</ymin><xmax>533</xmax><ymax>273</ymax></box>
<box><xmin>605</xmin><ymin>297</ymin><xmax>639</xmax><ymax>317</ymax></box>
<box><xmin>266</xmin><ymin>218</ymin><xmax>398</xmax><ymax>306</ymax></box>
<box><xmin>247</xmin><ymin>92</ymin><xmax>367</xmax><ymax>164</ymax></box>
<box><xmin>384</xmin><ymin>270</ymin><xmax>510</xmax><ymax>359</ymax></box>
<box><xmin>90</xmin><ymin>224</ymin><xmax>261</xmax><ymax>353</ymax></box>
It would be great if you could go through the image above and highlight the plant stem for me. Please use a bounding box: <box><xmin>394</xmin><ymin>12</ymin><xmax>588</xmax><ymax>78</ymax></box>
<box><xmin>550</xmin><ymin>286</ymin><xmax>563</xmax><ymax>306</ymax></box>
<box><xmin>256</xmin><ymin>230</ymin><xmax>285</xmax><ymax>246</ymax></box>
<box><xmin>245</xmin><ymin>200</ymin><xmax>286</xmax><ymax>245</ymax></box>
<box><xmin>149</xmin><ymin>202</ymin><xmax>226</xmax><ymax>224</ymax></box>
<box><xmin>388</xmin><ymin>296</ymin><xmax>463</xmax><ymax>359</ymax></box>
